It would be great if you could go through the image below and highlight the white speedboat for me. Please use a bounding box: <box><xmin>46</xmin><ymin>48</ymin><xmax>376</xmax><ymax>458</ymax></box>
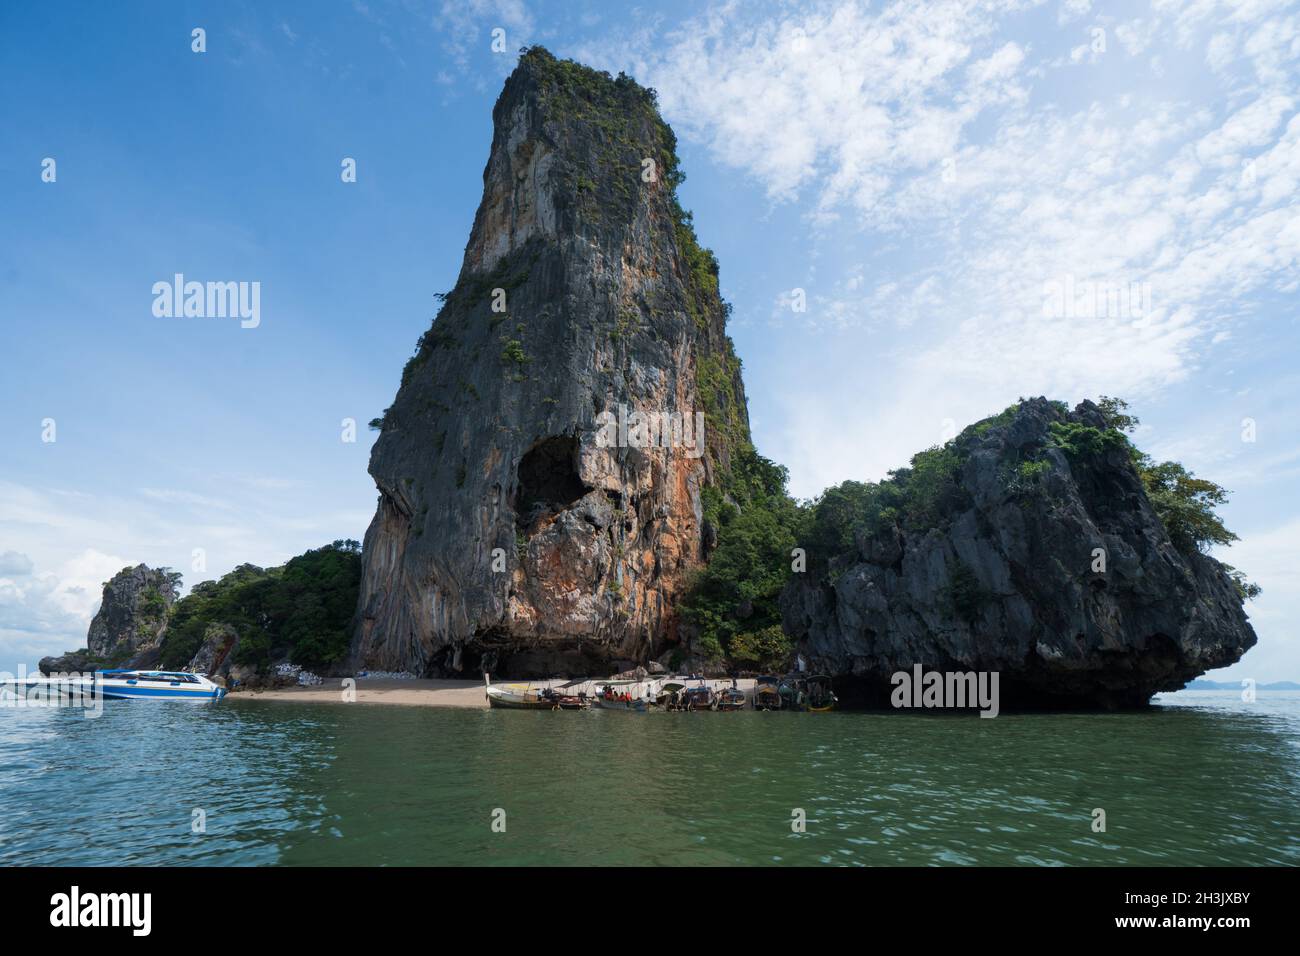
<box><xmin>2</xmin><ymin>669</ymin><xmax>227</xmax><ymax>701</ymax></box>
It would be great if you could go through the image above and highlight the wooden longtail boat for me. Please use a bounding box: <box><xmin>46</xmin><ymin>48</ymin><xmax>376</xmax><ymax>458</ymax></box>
<box><xmin>656</xmin><ymin>681</ymin><xmax>688</xmax><ymax>710</ymax></box>
<box><xmin>483</xmin><ymin>674</ymin><xmax>590</xmax><ymax>710</ymax></box>
<box><xmin>593</xmin><ymin>682</ymin><xmax>649</xmax><ymax>712</ymax></box>
<box><xmin>805</xmin><ymin>674</ymin><xmax>837</xmax><ymax>712</ymax></box>
<box><xmin>485</xmin><ymin>684</ymin><xmax>554</xmax><ymax>709</ymax></box>
<box><xmin>714</xmin><ymin>686</ymin><xmax>747</xmax><ymax>711</ymax></box>
<box><xmin>754</xmin><ymin>676</ymin><xmax>783</xmax><ymax>711</ymax></box>
<box><xmin>683</xmin><ymin>683</ymin><xmax>715</xmax><ymax>711</ymax></box>
<box><xmin>776</xmin><ymin>674</ymin><xmax>838</xmax><ymax>712</ymax></box>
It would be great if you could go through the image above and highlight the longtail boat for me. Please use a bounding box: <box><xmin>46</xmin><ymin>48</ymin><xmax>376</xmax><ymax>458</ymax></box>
<box><xmin>805</xmin><ymin>674</ymin><xmax>837</xmax><ymax>712</ymax></box>
<box><xmin>714</xmin><ymin>686</ymin><xmax>747</xmax><ymax>711</ymax></box>
<box><xmin>776</xmin><ymin>674</ymin><xmax>838</xmax><ymax>712</ymax></box>
<box><xmin>483</xmin><ymin>674</ymin><xmax>589</xmax><ymax>710</ymax></box>
<box><xmin>593</xmin><ymin>682</ymin><xmax>649</xmax><ymax>712</ymax></box>
<box><xmin>683</xmin><ymin>682</ymin><xmax>715</xmax><ymax>711</ymax></box>
<box><xmin>754</xmin><ymin>675</ymin><xmax>783</xmax><ymax>711</ymax></box>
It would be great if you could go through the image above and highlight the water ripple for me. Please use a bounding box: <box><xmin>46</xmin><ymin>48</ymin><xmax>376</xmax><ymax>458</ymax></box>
<box><xmin>0</xmin><ymin>691</ymin><xmax>1297</xmax><ymax>865</ymax></box>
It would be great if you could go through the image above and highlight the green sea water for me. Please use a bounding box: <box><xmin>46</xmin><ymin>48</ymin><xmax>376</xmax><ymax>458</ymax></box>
<box><xmin>2</xmin><ymin>691</ymin><xmax>1297</xmax><ymax>866</ymax></box>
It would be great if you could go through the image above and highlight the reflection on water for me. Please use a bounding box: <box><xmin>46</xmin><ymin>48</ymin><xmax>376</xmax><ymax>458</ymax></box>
<box><xmin>0</xmin><ymin>691</ymin><xmax>1297</xmax><ymax>866</ymax></box>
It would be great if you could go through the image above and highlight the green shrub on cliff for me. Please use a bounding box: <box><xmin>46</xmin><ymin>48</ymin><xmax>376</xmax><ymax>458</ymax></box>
<box><xmin>802</xmin><ymin>444</ymin><xmax>969</xmax><ymax>569</ymax></box>
<box><xmin>1093</xmin><ymin>396</ymin><xmax>1245</xmax><ymax>558</ymax></box>
<box><xmin>1135</xmin><ymin>458</ymin><xmax>1238</xmax><ymax>552</ymax></box>
<box><xmin>802</xmin><ymin>397</ymin><xmax>1259</xmax><ymax>601</ymax></box>
<box><xmin>159</xmin><ymin>540</ymin><xmax>362</xmax><ymax>673</ymax></box>
<box><xmin>802</xmin><ymin>480</ymin><xmax>878</xmax><ymax>560</ymax></box>
<box><xmin>946</xmin><ymin>560</ymin><xmax>993</xmax><ymax>624</ymax></box>
<box><xmin>681</xmin><ymin>447</ymin><xmax>802</xmax><ymax>664</ymax></box>
<box><xmin>891</xmin><ymin>445</ymin><xmax>969</xmax><ymax>531</ymax></box>
<box><xmin>729</xmin><ymin>625</ymin><xmax>793</xmax><ymax>671</ymax></box>
<box><xmin>1048</xmin><ymin>420</ymin><xmax>1127</xmax><ymax>460</ymax></box>
<box><xmin>1222</xmin><ymin>564</ymin><xmax>1263</xmax><ymax>601</ymax></box>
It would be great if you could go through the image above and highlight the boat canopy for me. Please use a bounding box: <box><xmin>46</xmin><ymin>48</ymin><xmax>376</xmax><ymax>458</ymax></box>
<box><xmin>98</xmin><ymin>670</ymin><xmax>203</xmax><ymax>683</ymax></box>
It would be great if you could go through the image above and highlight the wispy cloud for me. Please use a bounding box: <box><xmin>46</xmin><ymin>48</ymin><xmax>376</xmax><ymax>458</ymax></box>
<box><xmin>0</xmin><ymin>479</ymin><xmax>369</xmax><ymax>670</ymax></box>
<box><xmin>436</xmin><ymin>0</ymin><xmax>536</xmax><ymax>70</ymax></box>
<box><xmin>1211</xmin><ymin>513</ymin><xmax>1300</xmax><ymax>680</ymax></box>
<box><xmin>582</xmin><ymin>0</ymin><xmax>1299</xmax><ymax>492</ymax></box>
<box><xmin>0</xmin><ymin>547</ymin><xmax>127</xmax><ymax>670</ymax></box>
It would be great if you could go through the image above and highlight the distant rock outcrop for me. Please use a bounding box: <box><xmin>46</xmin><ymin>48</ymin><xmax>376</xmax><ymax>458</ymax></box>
<box><xmin>39</xmin><ymin>564</ymin><xmax>179</xmax><ymax>675</ymax></box>
<box><xmin>781</xmin><ymin>399</ymin><xmax>1258</xmax><ymax>708</ymax></box>
<box><xmin>87</xmin><ymin>564</ymin><xmax>178</xmax><ymax>660</ymax></box>
<box><xmin>37</xmin><ymin>648</ymin><xmax>102</xmax><ymax>676</ymax></box>
<box><xmin>350</xmin><ymin>49</ymin><xmax>750</xmax><ymax>677</ymax></box>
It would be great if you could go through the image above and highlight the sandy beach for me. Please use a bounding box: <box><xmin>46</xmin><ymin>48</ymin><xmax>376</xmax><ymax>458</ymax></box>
<box><xmin>235</xmin><ymin>678</ymin><xmax>490</xmax><ymax>708</ymax></box>
<box><xmin>234</xmin><ymin>676</ymin><xmax>757</xmax><ymax>709</ymax></box>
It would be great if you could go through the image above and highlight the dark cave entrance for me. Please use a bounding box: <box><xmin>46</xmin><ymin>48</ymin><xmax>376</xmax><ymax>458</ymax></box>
<box><xmin>515</xmin><ymin>435</ymin><xmax>588</xmax><ymax>528</ymax></box>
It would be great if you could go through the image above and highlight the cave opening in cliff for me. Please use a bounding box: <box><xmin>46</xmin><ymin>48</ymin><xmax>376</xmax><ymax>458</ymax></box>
<box><xmin>515</xmin><ymin>435</ymin><xmax>589</xmax><ymax>528</ymax></box>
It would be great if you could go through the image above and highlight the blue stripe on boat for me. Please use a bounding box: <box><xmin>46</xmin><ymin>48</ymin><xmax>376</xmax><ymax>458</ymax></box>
<box><xmin>99</xmin><ymin>685</ymin><xmax>223</xmax><ymax>699</ymax></box>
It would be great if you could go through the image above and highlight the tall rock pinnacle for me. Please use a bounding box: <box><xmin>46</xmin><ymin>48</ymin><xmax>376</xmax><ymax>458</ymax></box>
<box><xmin>351</xmin><ymin>48</ymin><xmax>750</xmax><ymax>677</ymax></box>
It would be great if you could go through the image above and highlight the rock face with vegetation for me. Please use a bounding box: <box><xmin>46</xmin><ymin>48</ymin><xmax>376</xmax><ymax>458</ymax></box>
<box><xmin>352</xmin><ymin>48</ymin><xmax>754</xmax><ymax>677</ymax></box>
<box><xmin>86</xmin><ymin>564</ymin><xmax>179</xmax><ymax>662</ymax></box>
<box><xmin>41</xmin><ymin>543</ymin><xmax>362</xmax><ymax>681</ymax></box>
<box><xmin>782</xmin><ymin>398</ymin><xmax>1258</xmax><ymax>707</ymax></box>
<box><xmin>184</xmin><ymin>623</ymin><xmax>241</xmax><ymax>682</ymax></box>
<box><xmin>40</xmin><ymin>564</ymin><xmax>180</xmax><ymax>673</ymax></box>
<box><xmin>160</xmin><ymin>541</ymin><xmax>362</xmax><ymax>680</ymax></box>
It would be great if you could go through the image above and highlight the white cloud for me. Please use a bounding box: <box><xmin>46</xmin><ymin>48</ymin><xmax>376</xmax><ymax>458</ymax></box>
<box><xmin>1195</xmin><ymin>93</ymin><xmax>1293</xmax><ymax>167</ymax></box>
<box><xmin>1058</xmin><ymin>0</ymin><xmax>1093</xmax><ymax>25</ymax></box>
<box><xmin>579</xmin><ymin>0</ymin><xmax>1299</xmax><ymax>501</ymax></box>
<box><xmin>0</xmin><ymin>552</ymin><xmax>34</xmax><ymax>576</ymax></box>
<box><xmin>1206</xmin><ymin>31</ymin><xmax>1236</xmax><ymax>71</ymax></box>
<box><xmin>1208</xmin><ymin>515</ymin><xmax>1300</xmax><ymax>681</ymax></box>
<box><xmin>139</xmin><ymin>487</ymin><xmax>234</xmax><ymax>510</ymax></box>
<box><xmin>436</xmin><ymin>0</ymin><xmax>536</xmax><ymax>69</ymax></box>
<box><xmin>582</xmin><ymin>1</ymin><xmax>1038</xmax><ymax>213</ymax></box>
<box><xmin>1115</xmin><ymin>19</ymin><xmax>1159</xmax><ymax>56</ymax></box>
<box><xmin>0</xmin><ymin>479</ymin><xmax>369</xmax><ymax>670</ymax></box>
<box><xmin>0</xmin><ymin>548</ymin><xmax>126</xmax><ymax>671</ymax></box>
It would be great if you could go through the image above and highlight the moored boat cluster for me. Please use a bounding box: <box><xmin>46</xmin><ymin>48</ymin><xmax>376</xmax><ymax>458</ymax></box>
<box><xmin>483</xmin><ymin>673</ymin><xmax>838</xmax><ymax>713</ymax></box>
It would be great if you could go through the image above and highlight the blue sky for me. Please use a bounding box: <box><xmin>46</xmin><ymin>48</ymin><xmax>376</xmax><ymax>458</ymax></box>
<box><xmin>1</xmin><ymin>0</ymin><xmax>1297</xmax><ymax>680</ymax></box>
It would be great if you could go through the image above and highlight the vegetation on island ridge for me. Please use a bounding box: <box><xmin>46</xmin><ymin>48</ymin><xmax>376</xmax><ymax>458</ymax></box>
<box><xmin>158</xmin><ymin>540</ymin><xmax>362</xmax><ymax>673</ymax></box>
<box><xmin>680</xmin><ymin>448</ymin><xmax>803</xmax><ymax>669</ymax></box>
<box><xmin>682</xmin><ymin>395</ymin><xmax>1260</xmax><ymax>672</ymax></box>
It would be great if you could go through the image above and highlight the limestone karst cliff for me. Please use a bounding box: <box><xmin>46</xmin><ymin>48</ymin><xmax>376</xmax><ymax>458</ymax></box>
<box><xmin>781</xmin><ymin>399</ymin><xmax>1258</xmax><ymax>708</ymax></box>
<box><xmin>86</xmin><ymin>564</ymin><xmax>178</xmax><ymax>661</ymax></box>
<box><xmin>39</xmin><ymin>564</ymin><xmax>178</xmax><ymax>674</ymax></box>
<box><xmin>41</xmin><ymin>544</ymin><xmax>361</xmax><ymax>681</ymax></box>
<box><xmin>346</xmin><ymin>48</ymin><xmax>1258</xmax><ymax>702</ymax></box>
<box><xmin>350</xmin><ymin>49</ymin><xmax>751</xmax><ymax>676</ymax></box>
